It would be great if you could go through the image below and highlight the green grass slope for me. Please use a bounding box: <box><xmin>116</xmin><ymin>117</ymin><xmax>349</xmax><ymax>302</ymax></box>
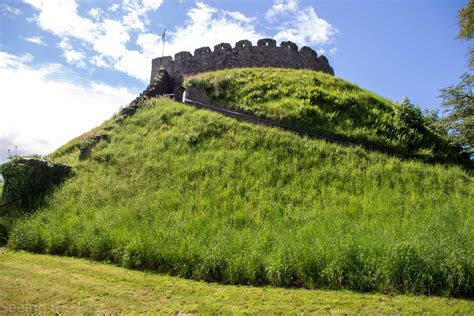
<box><xmin>2</xmin><ymin>250</ymin><xmax>472</xmax><ymax>314</ymax></box>
<box><xmin>185</xmin><ymin>68</ymin><xmax>467</xmax><ymax>163</ymax></box>
<box><xmin>7</xmin><ymin>97</ymin><xmax>473</xmax><ymax>296</ymax></box>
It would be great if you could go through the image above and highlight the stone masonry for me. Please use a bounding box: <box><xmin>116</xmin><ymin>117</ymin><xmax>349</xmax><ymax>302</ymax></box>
<box><xmin>119</xmin><ymin>38</ymin><xmax>334</xmax><ymax>120</ymax></box>
<box><xmin>150</xmin><ymin>38</ymin><xmax>334</xmax><ymax>83</ymax></box>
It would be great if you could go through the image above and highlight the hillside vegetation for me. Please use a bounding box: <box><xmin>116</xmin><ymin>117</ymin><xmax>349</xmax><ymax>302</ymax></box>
<box><xmin>2</xmin><ymin>250</ymin><xmax>472</xmax><ymax>314</ymax></box>
<box><xmin>6</xmin><ymin>91</ymin><xmax>473</xmax><ymax>296</ymax></box>
<box><xmin>185</xmin><ymin>68</ymin><xmax>467</xmax><ymax>163</ymax></box>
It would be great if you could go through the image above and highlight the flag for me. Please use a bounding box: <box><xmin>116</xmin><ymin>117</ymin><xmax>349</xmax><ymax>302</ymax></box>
<box><xmin>161</xmin><ymin>28</ymin><xmax>166</xmax><ymax>58</ymax></box>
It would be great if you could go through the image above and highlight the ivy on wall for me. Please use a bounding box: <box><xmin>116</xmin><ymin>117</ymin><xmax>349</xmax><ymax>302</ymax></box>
<box><xmin>1</xmin><ymin>157</ymin><xmax>72</xmax><ymax>217</ymax></box>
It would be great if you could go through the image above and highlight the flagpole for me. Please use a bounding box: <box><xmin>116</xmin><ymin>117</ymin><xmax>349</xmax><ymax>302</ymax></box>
<box><xmin>161</xmin><ymin>28</ymin><xmax>166</xmax><ymax>58</ymax></box>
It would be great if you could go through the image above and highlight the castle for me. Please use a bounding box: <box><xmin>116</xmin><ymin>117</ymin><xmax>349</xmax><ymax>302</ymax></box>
<box><xmin>150</xmin><ymin>38</ymin><xmax>334</xmax><ymax>84</ymax></box>
<box><xmin>120</xmin><ymin>38</ymin><xmax>334</xmax><ymax>117</ymax></box>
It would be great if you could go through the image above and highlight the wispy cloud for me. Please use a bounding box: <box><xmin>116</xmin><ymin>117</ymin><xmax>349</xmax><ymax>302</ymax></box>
<box><xmin>266</xmin><ymin>0</ymin><xmax>298</xmax><ymax>20</ymax></box>
<box><xmin>58</xmin><ymin>38</ymin><xmax>86</xmax><ymax>67</ymax></box>
<box><xmin>24</xmin><ymin>36</ymin><xmax>47</xmax><ymax>46</ymax></box>
<box><xmin>121</xmin><ymin>0</ymin><xmax>164</xmax><ymax>31</ymax></box>
<box><xmin>266</xmin><ymin>0</ymin><xmax>337</xmax><ymax>47</ymax></box>
<box><xmin>0</xmin><ymin>3</ymin><xmax>22</xmax><ymax>16</ymax></box>
<box><xmin>164</xmin><ymin>2</ymin><xmax>263</xmax><ymax>56</ymax></box>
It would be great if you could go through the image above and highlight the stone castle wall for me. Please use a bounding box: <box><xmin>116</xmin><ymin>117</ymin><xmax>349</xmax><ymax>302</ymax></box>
<box><xmin>150</xmin><ymin>38</ymin><xmax>334</xmax><ymax>83</ymax></box>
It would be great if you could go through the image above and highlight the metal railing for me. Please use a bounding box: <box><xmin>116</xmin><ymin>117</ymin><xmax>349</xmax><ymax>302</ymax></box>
<box><xmin>0</xmin><ymin>197</ymin><xmax>21</xmax><ymax>210</ymax></box>
<box><xmin>184</xmin><ymin>98</ymin><xmax>360</xmax><ymax>148</ymax></box>
<box><xmin>183</xmin><ymin>98</ymin><xmax>410</xmax><ymax>160</ymax></box>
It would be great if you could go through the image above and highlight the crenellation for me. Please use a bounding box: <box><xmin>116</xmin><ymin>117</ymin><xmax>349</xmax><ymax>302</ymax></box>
<box><xmin>150</xmin><ymin>38</ymin><xmax>334</xmax><ymax>84</ymax></box>
<box><xmin>257</xmin><ymin>38</ymin><xmax>277</xmax><ymax>47</ymax></box>
<box><xmin>214</xmin><ymin>43</ymin><xmax>232</xmax><ymax>52</ymax></box>
<box><xmin>280</xmin><ymin>41</ymin><xmax>298</xmax><ymax>51</ymax></box>
<box><xmin>175</xmin><ymin>51</ymin><xmax>193</xmax><ymax>61</ymax></box>
<box><xmin>318</xmin><ymin>55</ymin><xmax>329</xmax><ymax>64</ymax></box>
<box><xmin>235</xmin><ymin>40</ymin><xmax>252</xmax><ymax>48</ymax></box>
<box><xmin>195</xmin><ymin>47</ymin><xmax>212</xmax><ymax>56</ymax></box>
<box><xmin>299</xmin><ymin>46</ymin><xmax>318</xmax><ymax>57</ymax></box>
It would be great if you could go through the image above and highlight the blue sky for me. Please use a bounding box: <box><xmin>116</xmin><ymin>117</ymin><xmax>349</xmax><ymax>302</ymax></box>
<box><xmin>0</xmin><ymin>0</ymin><xmax>470</xmax><ymax>163</ymax></box>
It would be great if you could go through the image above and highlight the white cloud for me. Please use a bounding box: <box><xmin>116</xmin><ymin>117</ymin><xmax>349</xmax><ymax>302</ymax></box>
<box><xmin>23</xmin><ymin>0</ymin><xmax>336</xmax><ymax>82</ymax></box>
<box><xmin>63</xmin><ymin>50</ymin><xmax>85</xmax><ymax>65</ymax></box>
<box><xmin>267</xmin><ymin>0</ymin><xmax>337</xmax><ymax>47</ymax></box>
<box><xmin>165</xmin><ymin>2</ymin><xmax>263</xmax><ymax>56</ymax></box>
<box><xmin>23</xmin><ymin>0</ymin><xmax>163</xmax><ymax>81</ymax></box>
<box><xmin>266</xmin><ymin>0</ymin><xmax>298</xmax><ymax>20</ymax></box>
<box><xmin>25</xmin><ymin>0</ymin><xmax>97</xmax><ymax>42</ymax></box>
<box><xmin>58</xmin><ymin>37</ymin><xmax>72</xmax><ymax>50</ymax></box>
<box><xmin>0</xmin><ymin>4</ymin><xmax>22</xmax><ymax>16</ymax></box>
<box><xmin>24</xmin><ymin>36</ymin><xmax>47</xmax><ymax>46</ymax></box>
<box><xmin>141</xmin><ymin>0</ymin><xmax>163</xmax><ymax>10</ymax></box>
<box><xmin>0</xmin><ymin>51</ymin><xmax>136</xmax><ymax>163</ymax></box>
<box><xmin>122</xmin><ymin>8</ymin><xmax>146</xmax><ymax>30</ymax></box>
<box><xmin>88</xmin><ymin>7</ymin><xmax>103</xmax><ymax>20</ymax></box>
<box><xmin>108</xmin><ymin>3</ymin><xmax>120</xmax><ymax>12</ymax></box>
<box><xmin>136</xmin><ymin>33</ymin><xmax>161</xmax><ymax>58</ymax></box>
<box><xmin>24</xmin><ymin>0</ymin><xmax>262</xmax><ymax>80</ymax></box>
<box><xmin>116</xmin><ymin>50</ymin><xmax>150</xmax><ymax>81</ymax></box>
<box><xmin>93</xmin><ymin>19</ymin><xmax>130</xmax><ymax>60</ymax></box>
<box><xmin>91</xmin><ymin>55</ymin><xmax>109</xmax><ymax>68</ymax></box>
<box><xmin>121</xmin><ymin>0</ymin><xmax>164</xmax><ymax>31</ymax></box>
<box><xmin>226</xmin><ymin>11</ymin><xmax>254</xmax><ymax>23</ymax></box>
<box><xmin>58</xmin><ymin>38</ymin><xmax>86</xmax><ymax>67</ymax></box>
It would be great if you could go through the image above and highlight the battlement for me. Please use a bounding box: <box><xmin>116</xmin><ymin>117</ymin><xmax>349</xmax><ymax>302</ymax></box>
<box><xmin>150</xmin><ymin>38</ymin><xmax>334</xmax><ymax>83</ymax></box>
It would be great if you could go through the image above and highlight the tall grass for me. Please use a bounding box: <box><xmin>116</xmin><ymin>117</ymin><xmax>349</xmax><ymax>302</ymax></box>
<box><xmin>185</xmin><ymin>68</ymin><xmax>465</xmax><ymax>164</ymax></box>
<box><xmin>8</xmin><ymin>99</ymin><xmax>473</xmax><ymax>296</ymax></box>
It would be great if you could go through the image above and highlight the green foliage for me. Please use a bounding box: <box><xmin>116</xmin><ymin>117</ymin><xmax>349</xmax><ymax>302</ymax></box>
<box><xmin>458</xmin><ymin>0</ymin><xmax>474</xmax><ymax>40</ymax></box>
<box><xmin>458</xmin><ymin>0</ymin><xmax>474</xmax><ymax>68</ymax></box>
<box><xmin>439</xmin><ymin>73</ymin><xmax>474</xmax><ymax>154</ymax></box>
<box><xmin>1</xmin><ymin>158</ymin><xmax>32</xmax><ymax>206</ymax></box>
<box><xmin>185</xmin><ymin>68</ymin><xmax>465</xmax><ymax>164</ymax></box>
<box><xmin>439</xmin><ymin>0</ymin><xmax>474</xmax><ymax>152</ymax></box>
<box><xmin>0</xmin><ymin>172</ymin><xmax>9</xmax><ymax>245</ymax></box>
<box><xmin>8</xmin><ymin>99</ymin><xmax>473</xmax><ymax>296</ymax></box>
<box><xmin>0</xmin><ymin>157</ymin><xmax>71</xmax><ymax>219</ymax></box>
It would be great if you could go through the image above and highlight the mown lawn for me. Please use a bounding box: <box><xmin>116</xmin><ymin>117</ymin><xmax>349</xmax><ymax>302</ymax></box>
<box><xmin>0</xmin><ymin>250</ymin><xmax>472</xmax><ymax>314</ymax></box>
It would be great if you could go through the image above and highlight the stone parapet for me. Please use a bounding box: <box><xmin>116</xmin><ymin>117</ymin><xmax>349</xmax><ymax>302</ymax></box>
<box><xmin>150</xmin><ymin>39</ymin><xmax>334</xmax><ymax>83</ymax></box>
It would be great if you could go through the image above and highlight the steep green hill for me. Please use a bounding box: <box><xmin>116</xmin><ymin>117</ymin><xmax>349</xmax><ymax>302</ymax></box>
<box><xmin>185</xmin><ymin>68</ymin><xmax>467</xmax><ymax>163</ymax></box>
<box><xmin>3</xmin><ymin>69</ymin><xmax>473</xmax><ymax>297</ymax></box>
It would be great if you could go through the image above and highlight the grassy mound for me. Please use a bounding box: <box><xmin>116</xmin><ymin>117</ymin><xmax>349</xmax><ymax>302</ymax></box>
<box><xmin>185</xmin><ymin>68</ymin><xmax>466</xmax><ymax>163</ymax></box>
<box><xmin>7</xmin><ymin>98</ymin><xmax>473</xmax><ymax>296</ymax></box>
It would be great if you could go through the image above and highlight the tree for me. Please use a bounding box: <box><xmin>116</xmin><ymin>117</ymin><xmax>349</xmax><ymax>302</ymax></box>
<box><xmin>458</xmin><ymin>0</ymin><xmax>473</xmax><ymax>67</ymax></box>
<box><xmin>458</xmin><ymin>0</ymin><xmax>474</xmax><ymax>40</ymax></box>
<box><xmin>439</xmin><ymin>0</ymin><xmax>473</xmax><ymax>154</ymax></box>
<box><xmin>439</xmin><ymin>73</ymin><xmax>473</xmax><ymax>150</ymax></box>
